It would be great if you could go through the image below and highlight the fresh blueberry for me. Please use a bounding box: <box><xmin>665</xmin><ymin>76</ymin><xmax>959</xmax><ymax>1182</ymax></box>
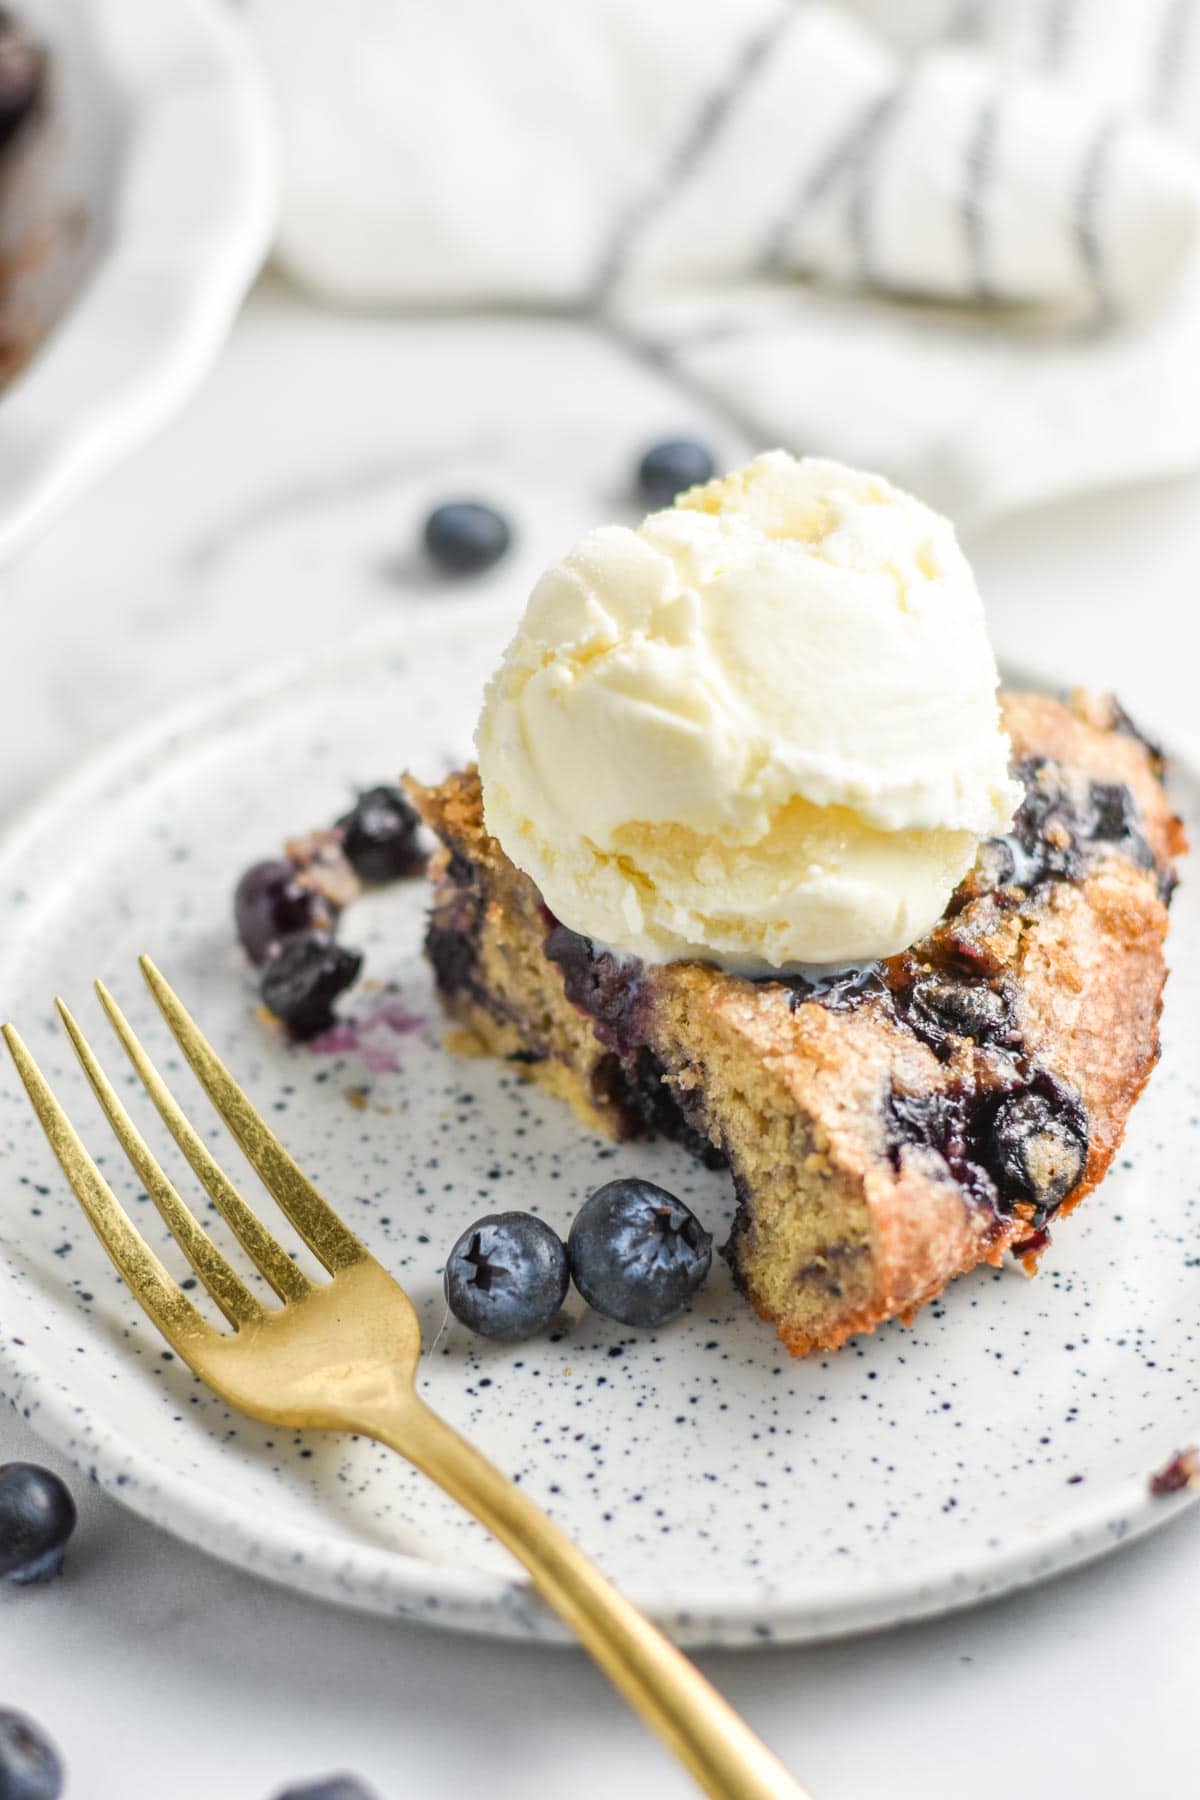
<box><xmin>259</xmin><ymin>933</ymin><xmax>363</xmax><ymax>1039</ymax></box>
<box><xmin>0</xmin><ymin>1465</ymin><xmax>76</xmax><ymax>1586</ymax></box>
<box><xmin>444</xmin><ymin>1213</ymin><xmax>569</xmax><ymax>1340</ymax></box>
<box><xmin>423</xmin><ymin>501</ymin><xmax>511</xmax><ymax>574</ymax></box>
<box><xmin>636</xmin><ymin>439</ymin><xmax>716</xmax><ymax>508</ymax></box>
<box><xmin>0</xmin><ymin>1710</ymin><xmax>62</xmax><ymax>1800</ymax></box>
<box><xmin>568</xmin><ymin>1179</ymin><xmax>712</xmax><ymax>1327</ymax></box>
<box><xmin>338</xmin><ymin>786</ymin><xmax>424</xmax><ymax>882</ymax></box>
<box><xmin>271</xmin><ymin>1780</ymin><xmax>378</xmax><ymax>1800</ymax></box>
<box><xmin>235</xmin><ymin>860</ymin><xmax>329</xmax><ymax>965</ymax></box>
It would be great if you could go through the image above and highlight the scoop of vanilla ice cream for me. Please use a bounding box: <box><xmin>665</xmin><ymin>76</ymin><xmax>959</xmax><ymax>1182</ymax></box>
<box><xmin>476</xmin><ymin>452</ymin><xmax>1020</xmax><ymax>971</ymax></box>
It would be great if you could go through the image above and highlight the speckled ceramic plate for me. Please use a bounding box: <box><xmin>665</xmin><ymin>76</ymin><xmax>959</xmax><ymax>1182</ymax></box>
<box><xmin>1</xmin><ymin>607</ymin><xmax>1198</xmax><ymax>1646</ymax></box>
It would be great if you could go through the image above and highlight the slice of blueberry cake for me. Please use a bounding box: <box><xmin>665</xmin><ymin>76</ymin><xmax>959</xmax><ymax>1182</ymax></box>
<box><xmin>406</xmin><ymin>691</ymin><xmax>1184</xmax><ymax>1357</ymax></box>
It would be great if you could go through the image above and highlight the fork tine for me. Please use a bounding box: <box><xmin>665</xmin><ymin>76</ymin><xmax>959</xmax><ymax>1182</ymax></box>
<box><xmin>2</xmin><ymin>1024</ymin><xmax>210</xmax><ymax>1353</ymax></box>
<box><xmin>138</xmin><ymin>957</ymin><xmax>366</xmax><ymax>1274</ymax></box>
<box><xmin>56</xmin><ymin>1000</ymin><xmax>265</xmax><ymax>1331</ymax></box>
<box><xmin>95</xmin><ymin>982</ymin><xmax>313</xmax><ymax>1305</ymax></box>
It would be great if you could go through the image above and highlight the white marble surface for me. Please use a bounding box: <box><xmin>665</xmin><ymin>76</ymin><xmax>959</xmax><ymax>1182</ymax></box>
<box><xmin>2</xmin><ymin>275</ymin><xmax>1199</xmax><ymax>1797</ymax></box>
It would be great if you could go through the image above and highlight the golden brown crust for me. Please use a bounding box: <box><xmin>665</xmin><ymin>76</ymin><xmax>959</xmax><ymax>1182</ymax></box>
<box><xmin>407</xmin><ymin>690</ymin><xmax>1182</xmax><ymax>1356</ymax></box>
<box><xmin>990</xmin><ymin>692</ymin><xmax>1179</xmax><ymax>1213</ymax></box>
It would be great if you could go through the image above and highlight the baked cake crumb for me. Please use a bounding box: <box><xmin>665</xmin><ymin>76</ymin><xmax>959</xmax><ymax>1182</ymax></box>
<box><xmin>1149</xmin><ymin>1447</ymin><xmax>1200</xmax><ymax>1496</ymax></box>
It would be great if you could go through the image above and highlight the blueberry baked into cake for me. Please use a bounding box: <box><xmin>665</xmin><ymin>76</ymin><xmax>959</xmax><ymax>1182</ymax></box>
<box><xmin>407</xmin><ymin>455</ymin><xmax>1184</xmax><ymax>1356</ymax></box>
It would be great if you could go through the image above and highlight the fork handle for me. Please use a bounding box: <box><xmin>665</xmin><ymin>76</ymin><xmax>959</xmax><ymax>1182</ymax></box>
<box><xmin>366</xmin><ymin>1395</ymin><xmax>812</xmax><ymax>1800</ymax></box>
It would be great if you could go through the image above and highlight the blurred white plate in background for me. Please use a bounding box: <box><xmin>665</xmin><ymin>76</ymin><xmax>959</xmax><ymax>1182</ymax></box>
<box><xmin>0</xmin><ymin>0</ymin><xmax>275</xmax><ymax>561</ymax></box>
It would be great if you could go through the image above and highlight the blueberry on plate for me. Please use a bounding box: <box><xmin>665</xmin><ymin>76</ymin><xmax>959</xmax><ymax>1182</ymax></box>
<box><xmin>0</xmin><ymin>1709</ymin><xmax>63</xmax><ymax>1800</ymax></box>
<box><xmin>259</xmin><ymin>932</ymin><xmax>363</xmax><ymax>1040</ymax></box>
<box><xmin>0</xmin><ymin>1464</ymin><xmax>76</xmax><ymax>1586</ymax></box>
<box><xmin>444</xmin><ymin>1213</ymin><xmax>570</xmax><ymax>1340</ymax></box>
<box><xmin>235</xmin><ymin>859</ymin><xmax>328</xmax><ymax>965</ymax></box>
<box><xmin>568</xmin><ymin>1179</ymin><xmax>712</xmax><ymax>1328</ymax></box>
<box><xmin>337</xmin><ymin>785</ymin><xmax>424</xmax><ymax>883</ymax></box>
<box><xmin>423</xmin><ymin>500</ymin><xmax>511</xmax><ymax>575</ymax></box>
<box><xmin>636</xmin><ymin>439</ymin><xmax>716</xmax><ymax>508</ymax></box>
<box><xmin>272</xmin><ymin>1779</ymin><xmax>378</xmax><ymax>1800</ymax></box>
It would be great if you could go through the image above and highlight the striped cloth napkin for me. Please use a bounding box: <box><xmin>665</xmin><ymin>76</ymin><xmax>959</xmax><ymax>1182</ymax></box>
<box><xmin>248</xmin><ymin>0</ymin><xmax>1200</xmax><ymax>524</ymax></box>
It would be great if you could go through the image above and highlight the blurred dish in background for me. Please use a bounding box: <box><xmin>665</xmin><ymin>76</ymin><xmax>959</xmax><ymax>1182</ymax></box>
<box><xmin>0</xmin><ymin>6</ymin><xmax>51</xmax><ymax>384</ymax></box>
<box><xmin>0</xmin><ymin>0</ymin><xmax>274</xmax><ymax>564</ymax></box>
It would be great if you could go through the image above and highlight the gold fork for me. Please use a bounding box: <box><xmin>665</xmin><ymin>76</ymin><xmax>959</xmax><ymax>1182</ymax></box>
<box><xmin>3</xmin><ymin>957</ymin><xmax>811</xmax><ymax>1800</ymax></box>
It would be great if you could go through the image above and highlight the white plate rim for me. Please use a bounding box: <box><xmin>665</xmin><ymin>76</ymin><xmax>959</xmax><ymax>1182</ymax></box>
<box><xmin>1</xmin><ymin>607</ymin><xmax>1198</xmax><ymax>1646</ymax></box>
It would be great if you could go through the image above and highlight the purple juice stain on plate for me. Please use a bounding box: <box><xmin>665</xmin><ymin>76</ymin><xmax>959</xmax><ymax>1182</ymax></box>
<box><xmin>307</xmin><ymin>993</ymin><xmax>426</xmax><ymax>1070</ymax></box>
